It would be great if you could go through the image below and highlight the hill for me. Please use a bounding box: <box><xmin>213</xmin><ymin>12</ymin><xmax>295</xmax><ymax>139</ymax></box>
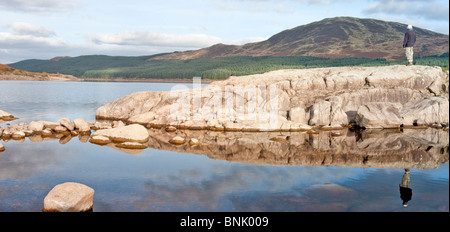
<box><xmin>0</xmin><ymin>63</ymin><xmax>79</xmax><ymax>81</ymax></box>
<box><xmin>150</xmin><ymin>17</ymin><xmax>449</xmax><ymax>61</ymax></box>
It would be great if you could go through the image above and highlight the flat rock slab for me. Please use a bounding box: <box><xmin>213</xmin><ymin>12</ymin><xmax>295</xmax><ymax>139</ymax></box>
<box><xmin>92</xmin><ymin>124</ymin><xmax>149</xmax><ymax>143</ymax></box>
<box><xmin>43</xmin><ymin>182</ymin><xmax>94</xmax><ymax>212</ymax></box>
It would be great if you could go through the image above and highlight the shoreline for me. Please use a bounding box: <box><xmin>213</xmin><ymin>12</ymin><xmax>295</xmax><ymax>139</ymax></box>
<box><xmin>0</xmin><ymin>74</ymin><xmax>216</xmax><ymax>83</ymax></box>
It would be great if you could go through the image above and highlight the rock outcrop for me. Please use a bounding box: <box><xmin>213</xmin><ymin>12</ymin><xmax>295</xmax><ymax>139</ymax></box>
<box><xmin>96</xmin><ymin>65</ymin><xmax>449</xmax><ymax>131</ymax></box>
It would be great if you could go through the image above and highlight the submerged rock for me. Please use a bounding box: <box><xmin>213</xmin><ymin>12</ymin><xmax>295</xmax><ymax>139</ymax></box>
<box><xmin>0</xmin><ymin>142</ymin><xmax>4</xmax><ymax>152</ymax></box>
<box><xmin>43</xmin><ymin>182</ymin><xmax>94</xmax><ymax>212</ymax></box>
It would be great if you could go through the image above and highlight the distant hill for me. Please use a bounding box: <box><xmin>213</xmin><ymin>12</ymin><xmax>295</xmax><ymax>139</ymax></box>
<box><xmin>150</xmin><ymin>17</ymin><xmax>449</xmax><ymax>61</ymax></box>
<box><xmin>0</xmin><ymin>63</ymin><xmax>78</xmax><ymax>81</ymax></box>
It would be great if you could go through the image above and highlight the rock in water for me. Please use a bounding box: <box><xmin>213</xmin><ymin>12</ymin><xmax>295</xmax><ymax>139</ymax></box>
<box><xmin>28</xmin><ymin>121</ymin><xmax>45</xmax><ymax>133</ymax></box>
<box><xmin>73</xmin><ymin>118</ymin><xmax>91</xmax><ymax>134</ymax></box>
<box><xmin>58</xmin><ymin>118</ymin><xmax>75</xmax><ymax>131</ymax></box>
<box><xmin>92</xmin><ymin>124</ymin><xmax>149</xmax><ymax>143</ymax></box>
<box><xmin>43</xmin><ymin>182</ymin><xmax>94</xmax><ymax>212</ymax></box>
<box><xmin>169</xmin><ymin>136</ymin><xmax>186</xmax><ymax>145</ymax></box>
<box><xmin>0</xmin><ymin>142</ymin><xmax>5</xmax><ymax>152</ymax></box>
<box><xmin>0</xmin><ymin>110</ymin><xmax>14</xmax><ymax>120</ymax></box>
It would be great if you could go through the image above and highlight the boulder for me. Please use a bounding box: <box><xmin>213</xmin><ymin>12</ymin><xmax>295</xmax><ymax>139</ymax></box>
<box><xmin>73</xmin><ymin>118</ymin><xmax>91</xmax><ymax>134</ymax></box>
<box><xmin>0</xmin><ymin>142</ymin><xmax>4</xmax><ymax>152</ymax></box>
<box><xmin>58</xmin><ymin>118</ymin><xmax>75</xmax><ymax>131</ymax></box>
<box><xmin>29</xmin><ymin>121</ymin><xmax>44</xmax><ymax>133</ymax></box>
<box><xmin>43</xmin><ymin>182</ymin><xmax>94</xmax><ymax>212</ymax></box>
<box><xmin>92</xmin><ymin>124</ymin><xmax>149</xmax><ymax>143</ymax></box>
<box><xmin>0</xmin><ymin>110</ymin><xmax>14</xmax><ymax>120</ymax></box>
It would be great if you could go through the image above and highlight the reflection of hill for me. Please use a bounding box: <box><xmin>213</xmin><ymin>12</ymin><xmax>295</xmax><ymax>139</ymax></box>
<box><xmin>142</xmin><ymin>128</ymin><xmax>448</xmax><ymax>169</ymax></box>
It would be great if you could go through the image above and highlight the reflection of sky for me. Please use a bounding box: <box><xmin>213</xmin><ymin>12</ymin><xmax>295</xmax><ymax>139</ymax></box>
<box><xmin>0</xmin><ymin>138</ymin><xmax>448</xmax><ymax>212</ymax></box>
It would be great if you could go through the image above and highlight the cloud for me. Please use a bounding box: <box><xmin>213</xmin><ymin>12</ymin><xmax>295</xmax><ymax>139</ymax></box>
<box><xmin>89</xmin><ymin>31</ymin><xmax>224</xmax><ymax>48</ymax></box>
<box><xmin>0</xmin><ymin>0</ymin><xmax>82</xmax><ymax>12</ymax></box>
<box><xmin>89</xmin><ymin>30</ymin><xmax>267</xmax><ymax>48</ymax></box>
<box><xmin>363</xmin><ymin>0</ymin><xmax>449</xmax><ymax>21</ymax></box>
<box><xmin>6</xmin><ymin>22</ymin><xmax>56</xmax><ymax>37</ymax></box>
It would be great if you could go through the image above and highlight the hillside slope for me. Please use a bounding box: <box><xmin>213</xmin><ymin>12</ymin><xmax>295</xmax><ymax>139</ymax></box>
<box><xmin>150</xmin><ymin>17</ymin><xmax>449</xmax><ymax>61</ymax></box>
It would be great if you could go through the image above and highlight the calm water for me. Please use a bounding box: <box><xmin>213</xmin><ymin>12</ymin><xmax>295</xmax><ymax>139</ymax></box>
<box><xmin>0</xmin><ymin>81</ymin><xmax>448</xmax><ymax>212</ymax></box>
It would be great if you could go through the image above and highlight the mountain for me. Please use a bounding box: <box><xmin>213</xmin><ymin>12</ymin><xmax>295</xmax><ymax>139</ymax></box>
<box><xmin>149</xmin><ymin>17</ymin><xmax>449</xmax><ymax>61</ymax></box>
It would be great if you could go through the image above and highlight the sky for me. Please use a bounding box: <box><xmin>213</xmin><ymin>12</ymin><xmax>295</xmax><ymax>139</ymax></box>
<box><xmin>0</xmin><ymin>0</ymin><xmax>448</xmax><ymax>64</ymax></box>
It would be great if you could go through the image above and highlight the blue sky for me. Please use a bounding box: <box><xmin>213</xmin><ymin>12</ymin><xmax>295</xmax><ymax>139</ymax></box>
<box><xmin>0</xmin><ymin>0</ymin><xmax>448</xmax><ymax>64</ymax></box>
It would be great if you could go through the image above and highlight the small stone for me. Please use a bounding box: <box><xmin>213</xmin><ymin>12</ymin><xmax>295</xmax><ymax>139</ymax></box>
<box><xmin>165</xmin><ymin>126</ymin><xmax>177</xmax><ymax>132</ymax></box>
<box><xmin>43</xmin><ymin>182</ymin><xmax>94</xmax><ymax>212</ymax></box>
<box><xmin>89</xmin><ymin>135</ymin><xmax>110</xmax><ymax>145</ymax></box>
<box><xmin>29</xmin><ymin>121</ymin><xmax>44</xmax><ymax>133</ymax></box>
<box><xmin>188</xmin><ymin>138</ymin><xmax>200</xmax><ymax>146</ymax></box>
<box><xmin>0</xmin><ymin>142</ymin><xmax>5</xmax><ymax>152</ymax></box>
<box><xmin>41</xmin><ymin>128</ymin><xmax>53</xmax><ymax>136</ymax></box>
<box><xmin>54</xmin><ymin>125</ymin><xmax>68</xmax><ymax>133</ymax></box>
<box><xmin>12</xmin><ymin>131</ymin><xmax>26</xmax><ymax>139</ymax></box>
<box><xmin>169</xmin><ymin>136</ymin><xmax>185</xmax><ymax>145</ymax></box>
<box><xmin>58</xmin><ymin>118</ymin><xmax>75</xmax><ymax>131</ymax></box>
<box><xmin>73</xmin><ymin>118</ymin><xmax>91</xmax><ymax>134</ymax></box>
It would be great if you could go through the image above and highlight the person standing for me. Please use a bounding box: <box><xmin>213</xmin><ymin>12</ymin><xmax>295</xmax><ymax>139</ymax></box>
<box><xmin>403</xmin><ymin>25</ymin><xmax>416</xmax><ymax>66</ymax></box>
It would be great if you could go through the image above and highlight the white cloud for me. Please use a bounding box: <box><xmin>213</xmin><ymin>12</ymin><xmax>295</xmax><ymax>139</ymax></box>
<box><xmin>0</xmin><ymin>0</ymin><xmax>82</xmax><ymax>12</ymax></box>
<box><xmin>89</xmin><ymin>31</ymin><xmax>224</xmax><ymax>48</ymax></box>
<box><xmin>7</xmin><ymin>22</ymin><xmax>56</xmax><ymax>37</ymax></box>
<box><xmin>89</xmin><ymin>30</ymin><xmax>267</xmax><ymax>48</ymax></box>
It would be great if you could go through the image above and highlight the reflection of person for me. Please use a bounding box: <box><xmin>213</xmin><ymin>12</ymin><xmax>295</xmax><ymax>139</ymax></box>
<box><xmin>403</xmin><ymin>25</ymin><xmax>416</xmax><ymax>66</ymax></box>
<box><xmin>399</xmin><ymin>168</ymin><xmax>412</xmax><ymax>207</ymax></box>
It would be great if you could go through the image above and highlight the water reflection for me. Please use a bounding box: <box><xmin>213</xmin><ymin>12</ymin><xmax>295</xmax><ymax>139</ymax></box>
<box><xmin>93</xmin><ymin>126</ymin><xmax>448</xmax><ymax>169</ymax></box>
<box><xmin>399</xmin><ymin>168</ymin><xmax>412</xmax><ymax>208</ymax></box>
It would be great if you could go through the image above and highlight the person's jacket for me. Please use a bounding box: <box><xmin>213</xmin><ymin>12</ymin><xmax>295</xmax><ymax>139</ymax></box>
<box><xmin>403</xmin><ymin>30</ymin><xmax>416</xmax><ymax>48</ymax></box>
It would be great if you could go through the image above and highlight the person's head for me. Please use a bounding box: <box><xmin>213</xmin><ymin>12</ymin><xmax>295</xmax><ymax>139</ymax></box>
<box><xmin>407</xmin><ymin>25</ymin><xmax>413</xmax><ymax>30</ymax></box>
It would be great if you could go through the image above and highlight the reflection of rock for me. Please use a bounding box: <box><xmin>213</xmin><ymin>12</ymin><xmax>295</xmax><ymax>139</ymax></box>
<box><xmin>139</xmin><ymin>127</ymin><xmax>448</xmax><ymax>169</ymax></box>
<box><xmin>43</xmin><ymin>182</ymin><xmax>94</xmax><ymax>212</ymax></box>
<box><xmin>96</xmin><ymin>66</ymin><xmax>449</xmax><ymax>130</ymax></box>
